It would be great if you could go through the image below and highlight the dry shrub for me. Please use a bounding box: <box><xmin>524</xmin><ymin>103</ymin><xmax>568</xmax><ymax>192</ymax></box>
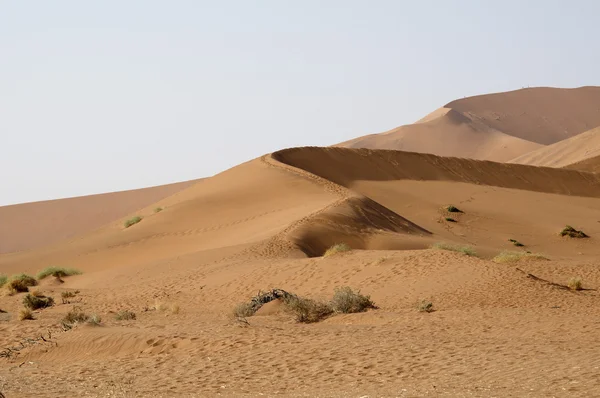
<box><xmin>23</xmin><ymin>293</ymin><xmax>54</xmax><ymax>310</ymax></box>
<box><xmin>0</xmin><ymin>275</ymin><xmax>6</xmax><ymax>288</ymax></box>
<box><xmin>62</xmin><ymin>306</ymin><xmax>90</xmax><ymax>329</ymax></box>
<box><xmin>568</xmin><ymin>277</ymin><xmax>583</xmax><ymax>291</ymax></box>
<box><xmin>330</xmin><ymin>286</ymin><xmax>377</xmax><ymax>313</ymax></box>
<box><xmin>37</xmin><ymin>267</ymin><xmax>82</xmax><ymax>280</ymax></box>
<box><xmin>19</xmin><ymin>308</ymin><xmax>34</xmax><ymax>321</ymax></box>
<box><xmin>6</xmin><ymin>274</ymin><xmax>37</xmax><ymax>294</ymax></box>
<box><xmin>87</xmin><ymin>314</ymin><xmax>102</xmax><ymax>326</ymax></box>
<box><xmin>283</xmin><ymin>296</ymin><xmax>333</xmax><ymax>323</ymax></box>
<box><xmin>493</xmin><ymin>251</ymin><xmax>548</xmax><ymax>264</ymax></box>
<box><xmin>560</xmin><ymin>225</ymin><xmax>588</xmax><ymax>238</ymax></box>
<box><xmin>115</xmin><ymin>310</ymin><xmax>136</xmax><ymax>320</ymax></box>
<box><xmin>445</xmin><ymin>205</ymin><xmax>463</xmax><ymax>213</ymax></box>
<box><xmin>124</xmin><ymin>216</ymin><xmax>143</xmax><ymax>228</ymax></box>
<box><xmin>431</xmin><ymin>242</ymin><xmax>476</xmax><ymax>256</ymax></box>
<box><xmin>233</xmin><ymin>302</ymin><xmax>255</xmax><ymax>318</ymax></box>
<box><xmin>323</xmin><ymin>243</ymin><xmax>351</xmax><ymax>257</ymax></box>
<box><xmin>418</xmin><ymin>300</ymin><xmax>434</xmax><ymax>313</ymax></box>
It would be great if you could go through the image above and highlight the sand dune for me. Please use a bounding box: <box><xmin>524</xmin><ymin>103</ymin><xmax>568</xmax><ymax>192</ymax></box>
<box><xmin>565</xmin><ymin>154</ymin><xmax>600</xmax><ymax>173</ymax></box>
<box><xmin>0</xmin><ymin>180</ymin><xmax>198</xmax><ymax>254</ymax></box>
<box><xmin>338</xmin><ymin>86</ymin><xmax>600</xmax><ymax>160</ymax></box>
<box><xmin>509</xmin><ymin>126</ymin><xmax>600</xmax><ymax>168</ymax></box>
<box><xmin>3</xmin><ymin>147</ymin><xmax>600</xmax><ymax>396</ymax></box>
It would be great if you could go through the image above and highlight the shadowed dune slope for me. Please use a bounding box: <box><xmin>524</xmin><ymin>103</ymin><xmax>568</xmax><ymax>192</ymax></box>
<box><xmin>337</xmin><ymin>86</ymin><xmax>600</xmax><ymax>159</ymax></box>
<box><xmin>0</xmin><ymin>180</ymin><xmax>198</xmax><ymax>254</ymax></box>
<box><xmin>565</xmin><ymin>155</ymin><xmax>600</xmax><ymax>173</ymax></box>
<box><xmin>509</xmin><ymin>126</ymin><xmax>600</xmax><ymax>168</ymax></box>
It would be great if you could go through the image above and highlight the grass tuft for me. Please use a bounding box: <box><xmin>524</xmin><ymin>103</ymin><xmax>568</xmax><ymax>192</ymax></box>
<box><xmin>22</xmin><ymin>293</ymin><xmax>54</xmax><ymax>310</ymax></box>
<box><xmin>124</xmin><ymin>216</ymin><xmax>143</xmax><ymax>228</ymax></box>
<box><xmin>560</xmin><ymin>225</ymin><xmax>588</xmax><ymax>238</ymax></box>
<box><xmin>445</xmin><ymin>217</ymin><xmax>457</xmax><ymax>223</ymax></box>
<box><xmin>431</xmin><ymin>242</ymin><xmax>477</xmax><ymax>256</ymax></box>
<box><xmin>154</xmin><ymin>207</ymin><xmax>163</xmax><ymax>213</ymax></box>
<box><xmin>19</xmin><ymin>308</ymin><xmax>34</xmax><ymax>321</ymax></box>
<box><xmin>6</xmin><ymin>274</ymin><xmax>37</xmax><ymax>294</ymax></box>
<box><xmin>115</xmin><ymin>310</ymin><xmax>136</xmax><ymax>321</ymax></box>
<box><xmin>37</xmin><ymin>267</ymin><xmax>82</xmax><ymax>280</ymax></box>
<box><xmin>283</xmin><ymin>296</ymin><xmax>334</xmax><ymax>323</ymax></box>
<box><xmin>87</xmin><ymin>314</ymin><xmax>102</xmax><ymax>326</ymax></box>
<box><xmin>330</xmin><ymin>286</ymin><xmax>377</xmax><ymax>314</ymax></box>
<box><xmin>493</xmin><ymin>251</ymin><xmax>548</xmax><ymax>264</ymax></box>
<box><xmin>323</xmin><ymin>243</ymin><xmax>351</xmax><ymax>257</ymax></box>
<box><xmin>445</xmin><ymin>205</ymin><xmax>463</xmax><ymax>213</ymax></box>
<box><xmin>61</xmin><ymin>306</ymin><xmax>90</xmax><ymax>329</ymax></box>
<box><xmin>418</xmin><ymin>300</ymin><xmax>434</xmax><ymax>313</ymax></box>
<box><xmin>568</xmin><ymin>277</ymin><xmax>583</xmax><ymax>291</ymax></box>
<box><xmin>508</xmin><ymin>239</ymin><xmax>525</xmax><ymax>247</ymax></box>
<box><xmin>233</xmin><ymin>302</ymin><xmax>255</xmax><ymax>318</ymax></box>
<box><xmin>0</xmin><ymin>275</ymin><xmax>7</xmax><ymax>288</ymax></box>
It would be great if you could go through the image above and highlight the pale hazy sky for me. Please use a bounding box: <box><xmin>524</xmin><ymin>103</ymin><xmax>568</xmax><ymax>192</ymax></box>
<box><xmin>2</xmin><ymin>1</ymin><xmax>599</xmax><ymax>206</ymax></box>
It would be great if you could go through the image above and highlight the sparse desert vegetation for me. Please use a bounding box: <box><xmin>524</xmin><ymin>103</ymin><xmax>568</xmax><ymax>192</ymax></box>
<box><xmin>508</xmin><ymin>238</ymin><xmax>524</xmax><ymax>247</ymax></box>
<box><xmin>61</xmin><ymin>307</ymin><xmax>100</xmax><ymax>328</ymax></box>
<box><xmin>418</xmin><ymin>300</ymin><xmax>434</xmax><ymax>313</ymax></box>
<box><xmin>0</xmin><ymin>275</ymin><xmax>7</xmax><ymax>288</ymax></box>
<box><xmin>431</xmin><ymin>242</ymin><xmax>477</xmax><ymax>256</ymax></box>
<box><xmin>330</xmin><ymin>286</ymin><xmax>377</xmax><ymax>314</ymax></box>
<box><xmin>493</xmin><ymin>251</ymin><xmax>548</xmax><ymax>263</ymax></box>
<box><xmin>115</xmin><ymin>310</ymin><xmax>137</xmax><ymax>320</ymax></box>
<box><xmin>154</xmin><ymin>207</ymin><xmax>163</xmax><ymax>213</ymax></box>
<box><xmin>6</xmin><ymin>274</ymin><xmax>37</xmax><ymax>294</ymax></box>
<box><xmin>323</xmin><ymin>243</ymin><xmax>351</xmax><ymax>257</ymax></box>
<box><xmin>37</xmin><ymin>266</ymin><xmax>82</xmax><ymax>280</ymax></box>
<box><xmin>568</xmin><ymin>277</ymin><xmax>583</xmax><ymax>291</ymax></box>
<box><xmin>560</xmin><ymin>225</ymin><xmax>588</xmax><ymax>238</ymax></box>
<box><xmin>284</xmin><ymin>296</ymin><xmax>334</xmax><ymax>323</ymax></box>
<box><xmin>124</xmin><ymin>216</ymin><xmax>143</xmax><ymax>228</ymax></box>
<box><xmin>22</xmin><ymin>292</ymin><xmax>54</xmax><ymax>310</ymax></box>
<box><xmin>19</xmin><ymin>308</ymin><xmax>34</xmax><ymax>321</ymax></box>
<box><xmin>445</xmin><ymin>217</ymin><xmax>457</xmax><ymax>222</ymax></box>
<box><xmin>445</xmin><ymin>205</ymin><xmax>463</xmax><ymax>213</ymax></box>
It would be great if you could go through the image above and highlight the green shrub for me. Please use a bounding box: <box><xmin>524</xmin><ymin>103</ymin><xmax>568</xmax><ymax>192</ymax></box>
<box><xmin>0</xmin><ymin>275</ymin><xmax>7</xmax><ymax>288</ymax></box>
<box><xmin>445</xmin><ymin>217</ymin><xmax>457</xmax><ymax>223</ymax></box>
<box><xmin>445</xmin><ymin>205</ymin><xmax>463</xmax><ymax>213</ymax></box>
<box><xmin>124</xmin><ymin>216</ymin><xmax>143</xmax><ymax>228</ymax></box>
<box><xmin>37</xmin><ymin>267</ymin><xmax>82</xmax><ymax>280</ymax></box>
<box><xmin>22</xmin><ymin>293</ymin><xmax>54</xmax><ymax>310</ymax></box>
<box><xmin>508</xmin><ymin>239</ymin><xmax>524</xmax><ymax>247</ymax></box>
<box><xmin>560</xmin><ymin>225</ymin><xmax>588</xmax><ymax>238</ymax></box>
<box><xmin>323</xmin><ymin>243</ymin><xmax>351</xmax><ymax>257</ymax></box>
<box><xmin>330</xmin><ymin>287</ymin><xmax>377</xmax><ymax>313</ymax></box>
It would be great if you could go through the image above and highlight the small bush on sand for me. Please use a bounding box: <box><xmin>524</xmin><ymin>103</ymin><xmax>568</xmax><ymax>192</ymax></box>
<box><xmin>124</xmin><ymin>216</ymin><xmax>143</xmax><ymax>228</ymax></box>
<box><xmin>23</xmin><ymin>293</ymin><xmax>54</xmax><ymax>310</ymax></box>
<box><xmin>0</xmin><ymin>275</ymin><xmax>7</xmax><ymax>288</ymax></box>
<box><xmin>37</xmin><ymin>267</ymin><xmax>82</xmax><ymax>280</ymax></box>
<box><xmin>431</xmin><ymin>242</ymin><xmax>476</xmax><ymax>256</ymax></box>
<box><xmin>61</xmin><ymin>307</ymin><xmax>91</xmax><ymax>329</ymax></box>
<box><xmin>560</xmin><ymin>225</ymin><xmax>588</xmax><ymax>238</ymax></box>
<box><xmin>283</xmin><ymin>296</ymin><xmax>334</xmax><ymax>323</ymax></box>
<box><xmin>418</xmin><ymin>300</ymin><xmax>434</xmax><ymax>313</ymax></box>
<box><xmin>19</xmin><ymin>308</ymin><xmax>34</xmax><ymax>321</ymax></box>
<box><xmin>445</xmin><ymin>205</ymin><xmax>463</xmax><ymax>213</ymax></box>
<box><xmin>330</xmin><ymin>286</ymin><xmax>377</xmax><ymax>314</ymax></box>
<box><xmin>6</xmin><ymin>274</ymin><xmax>37</xmax><ymax>294</ymax></box>
<box><xmin>87</xmin><ymin>314</ymin><xmax>102</xmax><ymax>326</ymax></box>
<box><xmin>493</xmin><ymin>251</ymin><xmax>548</xmax><ymax>264</ymax></box>
<box><xmin>445</xmin><ymin>217</ymin><xmax>457</xmax><ymax>223</ymax></box>
<box><xmin>154</xmin><ymin>207</ymin><xmax>163</xmax><ymax>213</ymax></box>
<box><xmin>568</xmin><ymin>277</ymin><xmax>583</xmax><ymax>291</ymax></box>
<box><xmin>323</xmin><ymin>243</ymin><xmax>351</xmax><ymax>257</ymax></box>
<box><xmin>508</xmin><ymin>239</ymin><xmax>524</xmax><ymax>247</ymax></box>
<box><xmin>115</xmin><ymin>310</ymin><xmax>136</xmax><ymax>320</ymax></box>
<box><xmin>233</xmin><ymin>302</ymin><xmax>255</xmax><ymax>318</ymax></box>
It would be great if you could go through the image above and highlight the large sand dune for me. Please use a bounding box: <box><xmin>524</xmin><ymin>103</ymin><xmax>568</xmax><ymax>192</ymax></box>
<box><xmin>0</xmin><ymin>180</ymin><xmax>198</xmax><ymax>254</ymax></box>
<box><xmin>509</xmin><ymin>126</ymin><xmax>600</xmax><ymax>168</ymax></box>
<box><xmin>3</xmin><ymin>147</ymin><xmax>600</xmax><ymax>396</ymax></box>
<box><xmin>338</xmin><ymin>86</ymin><xmax>600</xmax><ymax>161</ymax></box>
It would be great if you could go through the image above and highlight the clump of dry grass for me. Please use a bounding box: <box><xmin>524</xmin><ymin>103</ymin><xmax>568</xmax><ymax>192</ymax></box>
<box><xmin>323</xmin><ymin>243</ymin><xmax>351</xmax><ymax>257</ymax></box>
<box><xmin>87</xmin><ymin>314</ymin><xmax>102</xmax><ymax>326</ymax></box>
<box><xmin>37</xmin><ymin>267</ymin><xmax>82</xmax><ymax>280</ymax></box>
<box><xmin>154</xmin><ymin>207</ymin><xmax>163</xmax><ymax>213</ymax></box>
<box><xmin>233</xmin><ymin>302</ymin><xmax>255</xmax><ymax>318</ymax></box>
<box><xmin>61</xmin><ymin>306</ymin><xmax>101</xmax><ymax>328</ymax></box>
<box><xmin>22</xmin><ymin>293</ymin><xmax>54</xmax><ymax>310</ymax></box>
<box><xmin>560</xmin><ymin>225</ymin><xmax>588</xmax><ymax>238</ymax></box>
<box><xmin>283</xmin><ymin>296</ymin><xmax>334</xmax><ymax>323</ymax></box>
<box><xmin>330</xmin><ymin>286</ymin><xmax>377</xmax><ymax>314</ymax></box>
<box><xmin>6</xmin><ymin>274</ymin><xmax>37</xmax><ymax>294</ymax></box>
<box><xmin>0</xmin><ymin>275</ymin><xmax>7</xmax><ymax>288</ymax></box>
<box><xmin>418</xmin><ymin>300</ymin><xmax>434</xmax><ymax>313</ymax></box>
<box><xmin>124</xmin><ymin>216</ymin><xmax>143</xmax><ymax>228</ymax></box>
<box><xmin>115</xmin><ymin>310</ymin><xmax>136</xmax><ymax>320</ymax></box>
<box><xmin>431</xmin><ymin>242</ymin><xmax>476</xmax><ymax>257</ymax></box>
<box><xmin>493</xmin><ymin>251</ymin><xmax>548</xmax><ymax>264</ymax></box>
<box><xmin>568</xmin><ymin>277</ymin><xmax>583</xmax><ymax>291</ymax></box>
<box><xmin>19</xmin><ymin>308</ymin><xmax>34</xmax><ymax>321</ymax></box>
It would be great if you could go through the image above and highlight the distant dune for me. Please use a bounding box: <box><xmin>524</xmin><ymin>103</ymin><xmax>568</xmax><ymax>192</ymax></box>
<box><xmin>0</xmin><ymin>180</ymin><xmax>198</xmax><ymax>254</ymax></box>
<box><xmin>509</xmin><ymin>126</ymin><xmax>600</xmax><ymax>168</ymax></box>
<box><xmin>337</xmin><ymin>86</ymin><xmax>600</xmax><ymax>160</ymax></box>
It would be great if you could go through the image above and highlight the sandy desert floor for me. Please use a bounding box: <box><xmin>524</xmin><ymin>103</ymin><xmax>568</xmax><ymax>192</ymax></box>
<box><xmin>2</xmin><ymin>145</ymin><xmax>600</xmax><ymax>397</ymax></box>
